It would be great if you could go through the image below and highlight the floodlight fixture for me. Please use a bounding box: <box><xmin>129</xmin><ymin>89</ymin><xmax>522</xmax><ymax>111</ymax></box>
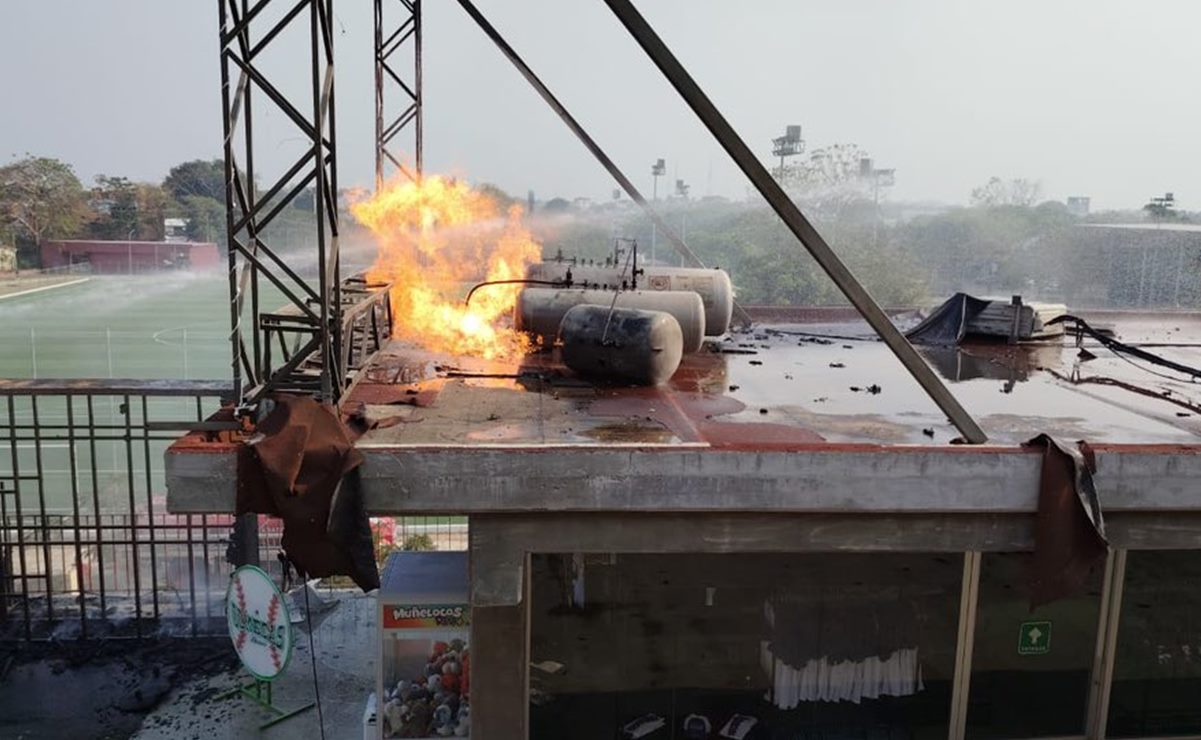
<box><xmin>771</xmin><ymin>128</ymin><xmax>804</xmax><ymax>159</ymax></box>
<box><xmin>771</xmin><ymin>124</ymin><xmax>805</xmax><ymax>181</ymax></box>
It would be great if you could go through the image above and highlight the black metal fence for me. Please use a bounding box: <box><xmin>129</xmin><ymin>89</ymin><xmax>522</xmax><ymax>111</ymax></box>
<box><xmin>0</xmin><ymin>379</ymin><xmax>279</xmax><ymax>641</ymax></box>
<box><xmin>0</xmin><ymin>379</ymin><xmax>467</xmax><ymax>642</ymax></box>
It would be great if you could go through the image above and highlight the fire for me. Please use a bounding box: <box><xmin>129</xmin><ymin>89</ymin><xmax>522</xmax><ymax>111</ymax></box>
<box><xmin>350</xmin><ymin>175</ymin><xmax>542</xmax><ymax>360</ymax></box>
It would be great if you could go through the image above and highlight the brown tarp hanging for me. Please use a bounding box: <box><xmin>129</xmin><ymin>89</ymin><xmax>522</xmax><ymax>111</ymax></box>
<box><xmin>1023</xmin><ymin>434</ymin><xmax>1109</xmax><ymax>608</ymax></box>
<box><xmin>236</xmin><ymin>394</ymin><xmax>379</xmax><ymax>592</ymax></box>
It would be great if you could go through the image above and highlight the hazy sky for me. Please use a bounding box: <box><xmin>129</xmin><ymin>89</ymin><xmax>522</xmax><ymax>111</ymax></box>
<box><xmin>2</xmin><ymin>1</ymin><xmax>1197</xmax><ymax>211</ymax></box>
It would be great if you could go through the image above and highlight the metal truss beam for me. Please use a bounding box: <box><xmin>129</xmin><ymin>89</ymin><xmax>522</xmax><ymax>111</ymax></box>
<box><xmin>375</xmin><ymin>0</ymin><xmax>423</xmax><ymax>186</ymax></box>
<box><xmin>218</xmin><ymin>0</ymin><xmax>343</xmax><ymax>404</ymax></box>
<box><xmin>452</xmin><ymin>0</ymin><xmax>754</xmax><ymax>328</ymax></box>
<box><xmin>602</xmin><ymin>0</ymin><xmax>987</xmax><ymax>444</ymax></box>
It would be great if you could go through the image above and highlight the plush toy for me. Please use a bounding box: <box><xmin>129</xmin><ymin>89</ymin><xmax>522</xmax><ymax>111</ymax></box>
<box><xmin>387</xmin><ymin>641</ymin><xmax>469</xmax><ymax>737</ymax></box>
<box><xmin>399</xmin><ymin>700</ymin><xmax>432</xmax><ymax>738</ymax></box>
<box><xmin>453</xmin><ymin>705</ymin><xmax>471</xmax><ymax>737</ymax></box>
<box><xmin>382</xmin><ymin>698</ymin><xmax>405</xmax><ymax>738</ymax></box>
<box><xmin>431</xmin><ymin>703</ymin><xmax>455</xmax><ymax>736</ymax></box>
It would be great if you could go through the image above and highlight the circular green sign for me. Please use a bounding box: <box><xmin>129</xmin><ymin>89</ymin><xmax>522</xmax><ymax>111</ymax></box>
<box><xmin>226</xmin><ymin>565</ymin><xmax>294</xmax><ymax>681</ymax></box>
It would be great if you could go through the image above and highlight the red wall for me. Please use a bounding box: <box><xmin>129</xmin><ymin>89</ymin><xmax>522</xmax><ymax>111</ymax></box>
<box><xmin>41</xmin><ymin>241</ymin><xmax>221</xmax><ymax>273</ymax></box>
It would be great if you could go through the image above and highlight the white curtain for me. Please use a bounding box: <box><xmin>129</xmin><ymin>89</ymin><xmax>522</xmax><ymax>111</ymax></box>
<box><xmin>760</xmin><ymin>641</ymin><xmax>924</xmax><ymax>708</ymax></box>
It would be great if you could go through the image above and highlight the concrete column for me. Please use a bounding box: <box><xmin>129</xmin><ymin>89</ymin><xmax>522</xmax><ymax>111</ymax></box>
<box><xmin>471</xmin><ymin>533</ymin><xmax>529</xmax><ymax>740</ymax></box>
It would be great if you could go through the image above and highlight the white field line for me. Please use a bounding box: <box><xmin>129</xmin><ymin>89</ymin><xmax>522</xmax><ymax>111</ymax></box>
<box><xmin>0</xmin><ymin>277</ymin><xmax>91</xmax><ymax>301</ymax></box>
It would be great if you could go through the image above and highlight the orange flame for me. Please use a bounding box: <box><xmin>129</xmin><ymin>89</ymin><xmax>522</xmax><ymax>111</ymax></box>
<box><xmin>350</xmin><ymin>175</ymin><xmax>542</xmax><ymax>360</ymax></box>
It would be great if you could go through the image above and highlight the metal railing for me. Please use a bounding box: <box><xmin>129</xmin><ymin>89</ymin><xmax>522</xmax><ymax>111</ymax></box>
<box><xmin>0</xmin><ymin>379</ymin><xmax>463</xmax><ymax>642</ymax></box>
<box><xmin>0</xmin><ymin>379</ymin><xmax>278</xmax><ymax>641</ymax></box>
<box><xmin>390</xmin><ymin>517</ymin><xmax>469</xmax><ymax>553</ymax></box>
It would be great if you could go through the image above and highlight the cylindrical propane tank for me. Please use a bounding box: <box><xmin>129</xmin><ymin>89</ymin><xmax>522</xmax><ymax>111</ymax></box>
<box><xmin>558</xmin><ymin>305</ymin><xmax>684</xmax><ymax>386</ymax></box>
<box><xmin>515</xmin><ymin>287</ymin><xmax>706</xmax><ymax>353</ymax></box>
<box><xmin>526</xmin><ymin>262</ymin><xmax>734</xmax><ymax>336</ymax></box>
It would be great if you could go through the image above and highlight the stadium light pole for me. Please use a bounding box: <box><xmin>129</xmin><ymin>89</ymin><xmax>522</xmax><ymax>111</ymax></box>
<box><xmin>771</xmin><ymin>125</ymin><xmax>804</xmax><ymax>183</ymax></box>
<box><xmin>676</xmin><ymin>177</ymin><xmax>690</xmax><ymax>266</ymax></box>
<box><xmin>651</xmin><ymin>158</ymin><xmax>665</xmax><ymax>262</ymax></box>
<box><xmin>859</xmin><ymin>158</ymin><xmax>895</xmax><ymax>249</ymax></box>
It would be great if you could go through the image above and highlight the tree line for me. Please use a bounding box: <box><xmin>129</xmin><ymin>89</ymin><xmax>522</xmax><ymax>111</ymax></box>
<box><xmin>526</xmin><ymin>176</ymin><xmax>1196</xmax><ymax>309</ymax></box>
<box><xmin>4</xmin><ymin>153</ymin><xmax>1193</xmax><ymax>309</ymax></box>
<box><xmin>0</xmin><ymin>156</ymin><xmax>257</xmax><ymax>269</ymax></box>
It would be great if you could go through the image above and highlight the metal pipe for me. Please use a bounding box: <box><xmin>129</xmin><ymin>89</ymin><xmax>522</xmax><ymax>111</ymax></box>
<box><xmin>415</xmin><ymin>0</ymin><xmax>423</xmax><ymax>176</ymax></box>
<box><xmin>600</xmin><ymin>0</ymin><xmax>987</xmax><ymax>444</ymax></box>
<box><xmin>324</xmin><ymin>0</ymin><xmax>345</xmax><ymax>399</ymax></box>
<box><xmin>948</xmin><ymin>551</ymin><xmax>982</xmax><ymax>739</ymax></box>
<box><xmin>1090</xmin><ymin>548</ymin><xmax>1127</xmax><ymax>739</ymax></box>
<box><xmin>311</xmin><ymin>0</ymin><xmax>332</xmax><ymax>403</ymax></box>
<box><xmin>218</xmin><ymin>0</ymin><xmax>244</xmax><ymax>400</ymax></box>
<box><xmin>373</xmin><ymin>0</ymin><xmax>383</xmax><ymax>190</ymax></box>
<box><xmin>65</xmin><ymin>397</ymin><xmax>86</xmax><ymax>635</ymax></box>
<box><xmin>464</xmin><ymin>278</ymin><xmax>565</xmax><ymax>307</ymax></box>
<box><xmin>238</xmin><ymin>0</ymin><xmax>263</xmax><ymax>390</ymax></box>
<box><xmin>450</xmin><ymin>0</ymin><xmax>754</xmax><ymax>329</ymax></box>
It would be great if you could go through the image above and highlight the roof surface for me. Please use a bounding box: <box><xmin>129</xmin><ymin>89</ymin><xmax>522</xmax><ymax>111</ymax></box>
<box><xmin>347</xmin><ymin>308</ymin><xmax>1201</xmax><ymax>449</ymax></box>
<box><xmin>1080</xmin><ymin>223</ymin><xmax>1201</xmax><ymax>233</ymax></box>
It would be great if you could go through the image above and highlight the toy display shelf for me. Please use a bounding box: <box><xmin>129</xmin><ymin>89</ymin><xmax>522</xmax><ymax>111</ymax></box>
<box><xmin>377</xmin><ymin>551</ymin><xmax>471</xmax><ymax>740</ymax></box>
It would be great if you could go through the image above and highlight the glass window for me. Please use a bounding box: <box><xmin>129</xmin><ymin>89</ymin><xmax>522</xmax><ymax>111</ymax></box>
<box><xmin>529</xmin><ymin>552</ymin><xmax>962</xmax><ymax>740</ymax></box>
<box><xmin>1107</xmin><ymin>550</ymin><xmax>1201</xmax><ymax>736</ymax></box>
<box><xmin>965</xmin><ymin>552</ymin><xmax>1104</xmax><ymax>738</ymax></box>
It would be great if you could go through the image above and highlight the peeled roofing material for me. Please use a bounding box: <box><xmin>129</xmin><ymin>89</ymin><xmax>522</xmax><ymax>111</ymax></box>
<box><xmin>904</xmin><ymin>293</ymin><xmax>992</xmax><ymax>346</ymax></box>
<box><xmin>1024</xmin><ymin>434</ymin><xmax>1108</xmax><ymax>608</ymax></box>
<box><xmin>236</xmin><ymin>394</ymin><xmax>379</xmax><ymax>592</ymax></box>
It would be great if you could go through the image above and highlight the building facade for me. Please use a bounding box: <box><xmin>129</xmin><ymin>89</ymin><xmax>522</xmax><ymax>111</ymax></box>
<box><xmin>41</xmin><ymin>240</ymin><xmax>221</xmax><ymax>274</ymax></box>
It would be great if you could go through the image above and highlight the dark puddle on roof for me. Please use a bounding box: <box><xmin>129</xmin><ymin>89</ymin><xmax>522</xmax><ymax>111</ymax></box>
<box><xmin>920</xmin><ymin>342</ymin><xmax>1065</xmax><ymax>383</ymax></box>
<box><xmin>579</xmin><ymin>421</ymin><xmax>677</xmax><ymax>444</ymax></box>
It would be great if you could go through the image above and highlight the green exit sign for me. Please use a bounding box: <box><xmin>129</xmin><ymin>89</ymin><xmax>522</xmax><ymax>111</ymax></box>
<box><xmin>1018</xmin><ymin>620</ymin><xmax>1052</xmax><ymax>655</ymax></box>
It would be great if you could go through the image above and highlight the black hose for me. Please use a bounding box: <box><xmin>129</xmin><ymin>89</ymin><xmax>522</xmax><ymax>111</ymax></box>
<box><xmin>463</xmin><ymin>279</ymin><xmax>566</xmax><ymax>306</ymax></box>
<box><xmin>1049</xmin><ymin>314</ymin><xmax>1201</xmax><ymax>380</ymax></box>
